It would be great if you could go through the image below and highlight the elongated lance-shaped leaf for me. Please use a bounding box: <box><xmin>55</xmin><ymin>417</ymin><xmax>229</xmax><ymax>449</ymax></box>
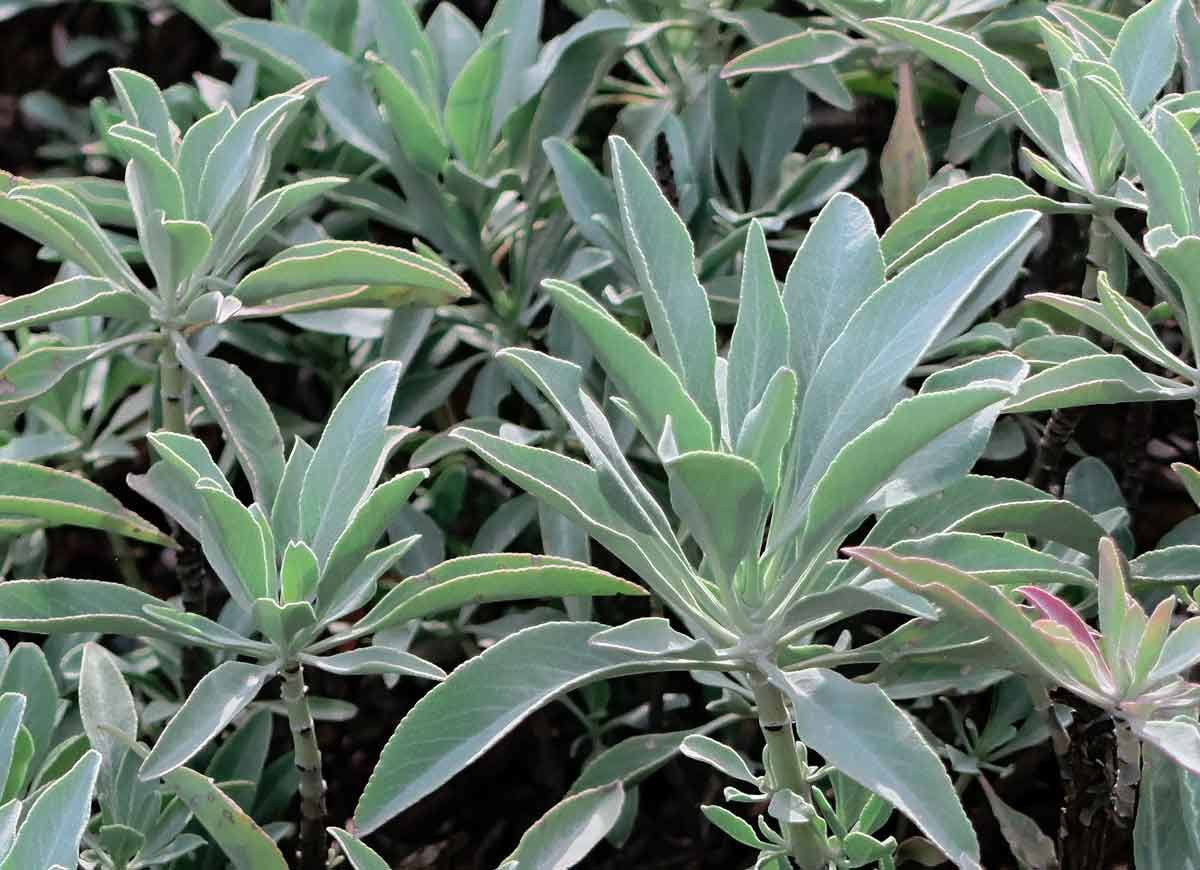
<box><xmin>0</xmin><ymin>461</ymin><xmax>171</xmax><ymax>546</ymax></box>
<box><xmin>870</xmin><ymin>19</ymin><xmax>1070</xmax><ymax>177</ymax></box>
<box><xmin>1005</xmin><ymin>352</ymin><xmax>1196</xmax><ymax>413</ymax></box>
<box><xmin>500</xmin><ymin>783</ymin><xmax>625</xmax><ymax>869</ymax></box>
<box><xmin>497</xmin><ymin>348</ymin><xmax>679</xmax><ymax>548</ymax></box>
<box><xmin>368</xmin><ymin>0</ymin><xmax>438</xmax><ymax>103</ymax></box>
<box><xmin>343</xmin><ymin>554</ymin><xmax>645</xmax><ymax>642</ymax></box>
<box><xmin>766</xmin><ymin>665</ymin><xmax>981</xmax><ymax>868</ymax></box>
<box><xmin>844</xmin><ymin>532</ymin><xmax>1094</xmax><ymax>590</ymax></box>
<box><xmin>314</xmin><ymin>469</ymin><xmax>427</xmax><ymax>614</ymax></box>
<box><xmin>0</xmin><ymin>332</ymin><xmax>153</xmax><ymax>425</ymax></box>
<box><xmin>139</xmin><ymin>661</ymin><xmax>277</xmax><ymax>780</ymax></box>
<box><xmin>175</xmin><ymin>339</ymin><xmax>285</xmax><ymax>507</ymax></box>
<box><xmin>727</xmin><ymin>220</ymin><xmax>788</xmax><ymax>443</ymax></box>
<box><xmin>353</xmin><ymin>621</ymin><xmax>733</xmax><ymax>834</ymax></box>
<box><xmin>0</xmin><ymin>578</ymin><xmax>231</xmax><ymax>642</ymax></box>
<box><xmin>1109</xmin><ymin>0</ymin><xmax>1182</xmax><ymax>113</ymax></box>
<box><xmin>774</xmin><ymin>210</ymin><xmax>1040</xmax><ymax>551</ymax></box>
<box><xmin>1084</xmin><ymin>75</ymin><xmax>1193</xmax><ymax>234</ymax></box>
<box><xmin>367</xmin><ymin>52</ymin><xmax>448</xmax><ymax>175</ymax></box>
<box><xmin>847</xmin><ymin>547</ymin><xmax>1106</xmax><ymax>703</ymax></box>
<box><xmin>213</xmin><ymin>18</ymin><xmax>396</xmax><ymax>166</ymax></box>
<box><xmin>721</xmin><ymin>30</ymin><xmax>857</xmax><ymax>77</ymax></box>
<box><xmin>608</xmin><ymin>136</ymin><xmax>719</xmax><ymax>427</ymax></box>
<box><xmin>541</xmin><ymin>278</ymin><xmax>713</xmax><ymax>452</ymax></box>
<box><xmin>834</xmin><ymin>474</ymin><xmax>1110</xmax><ymax>573</ymax></box>
<box><xmin>880</xmin><ymin>174</ymin><xmax>1078</xmax><ymax>272</ymax></box>
<box><xmin>1146</xmin><ymin>230</ymin><xmax>1200</xmax><ymax>360</ymax></box>
<box><xmin>218</xmin><ymin>176</ymin><xmax>348</xmax><ymax>275</ymax></box>
<box><xmin>3</xmin><ymin>180</ymin><xmax>143</xmax><ymax>290</ymax></box>
<box><xmin>444</xmin><ymin>33</ymin><xmax>505</xmax><ymax>171</ymax></box>
<box><xmin>161</xmin><ymin>765</ymin><xmax>288</xmax><ymax>870</ymax></box>
<box><xmin>109</xmin><ymin>67</ymin><xmax>175</xmax><ymax>159</ymax></box>
<box><xmin>0</xmin><ymin>750</ymin><xmax>99</xmax><ymax>870</ymax></box>
<box><xmin>79</xmin><ymin>643</ymin><xmax>136</xmax><ymax>791</ymax></box>
<box><xmin>798</xmin><ymin>354</ymin><xmax>1026</xmax><ymax>563</ymax></box>
<box><xmin>0</xmin><ymin>695</ymin><xmax>24</xmax><ymax>794</ymax></box>
<box><xmin>784</xmin><ymin>193</ymin><xmax>883</xmax><ymax>398</ymax></box>
<box><xmin>299</xmin><ymin>360</ymin><xmax>405</xmax><ymax>563</ymax></box>
<box><xmin>233</xmin><ymin>240</ymin><xmax>469</xmax><ymax>308</ymax></box>
<box><xmin>0</xmin><ymin>276</ymin><xmax>149</xmax><ymax>330</ymax></box>
<box><xmin>447</xmin><ymin>427</ymin><xmax>730</xmax><ymax>640</ymax></box>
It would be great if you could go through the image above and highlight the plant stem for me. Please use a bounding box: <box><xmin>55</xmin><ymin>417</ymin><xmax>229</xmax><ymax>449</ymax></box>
<box><xmin>157</xmin><ymin>337</ymin><xmax>186</xmax><ymax>435</ymax></box>
<box><xmin>157</xmin><ymin>331</ymin><xmax>213</xmax><ymax>691</ymax></box>
<box><xmin>750</xmin><ymin>672</ymin><xmax>828</xmax><ymax>869</ymax></box>
<box><xmin>281</xmin><ymin>658</ymin><xmax>327</xmax><ymax>870</ymax></box>
<box><xmin>1053</xmin><ymin>697</ymin><xmax>1135</xmax><ymax>870</ymax></box>
<box><xmin>1026</xmin><ymin>216</ymin><xmax>1115</xmax><ymax>491</ymax></box>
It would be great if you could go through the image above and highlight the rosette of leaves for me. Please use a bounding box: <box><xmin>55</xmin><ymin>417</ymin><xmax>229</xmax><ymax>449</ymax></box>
<box><xmin>175</xmin><ymin>0</ymin><xmax>652</xmax><ymax>318</ymax></box>
<box><xmin>345</xmin><ymin>137</ymin><xmax>1046</xmax><ymax>869</ymax></box>
<box><xmin>0</xmin><ymin>66</ymin><xmax>469</xmax><ymax>436</ymax></box>
<box><xmin>854</xmin><ymin>537</ymin><xmax>1200</xmax><ymax>868</ymax></box>
<box><xmin>0</xmin><ymin>360</ymin><xmax>645</xmax><ymax>870</ymax></box>
<box><xmin>864</xmin><ymin>0</ymin><xmax>1198</xmax><ymax>478</ymax></box>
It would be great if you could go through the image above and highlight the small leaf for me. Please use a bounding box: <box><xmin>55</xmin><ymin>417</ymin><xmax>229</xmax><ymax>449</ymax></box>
<box><xmin>139</xmin><ymin>661</ymin><xmax>276</xmax><ymax>780</ymax></box>
<box><xmin>330</xmin><ymin>827</ymin><xmax>390</xmax><ymax>870</ymax></box>
<box><xmin>0</xmin><ymin>750</ymin><xmax>99</xmax><ymax>870</ymax></box>
<box><xmin>444</xmin><ymin>33</ymin><xmax>505</xmax><ymax>170</ymax></box>
<box><xmin>700</xmin><ymin>804</ymin><xmax>774</xmax><ymax>850</ymax></box>
<box><xmin>680</xmin><ymin>735</ymin><xmax>759</xmax><ymax>784</ymax></box>
<box><xmin>880</xmin><ymin>63</ymin><xmax>931</xmax><ymax>221</ymax></box>
<box><xmin>501</xmin><ymin>783</ymin><xmax>625</xmax><ymax>869</ymax></box>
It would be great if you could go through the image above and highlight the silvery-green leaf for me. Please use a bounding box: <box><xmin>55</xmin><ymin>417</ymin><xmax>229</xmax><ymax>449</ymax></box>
<box><xmin>0</xmin><ymin>750</ymin><xmax>98</xmax><ymax>870</ymax></box>
<box><xmin>609</xmin><ymin>136</ymin><xmax>719</xmax><ymax>426</ymax></box>
<box><xmin>1135</xmin><ymin>740</ymin><xmax>1200</xmax><ymax>869</ymax></box>
<box><xmin>1109</xmin><ymin>0</ymin><xmax>1182</xmax><ymax>113</ymax></box>
<box><xmin>501</xmin><ymin>783</ymin><xmax>625</xmax><ymax>870</ymax></box>
<box><xmin>769</xmin><ymin>666</ymin><xmax>980</xmax><ymax>868</ymax></box>
<box><xmin>79</xmin><ymin>644</ymin><xmax>135</xmax><ymax>790</ymax></box>
<box><xmin>354</xmin><ymin>621</ymin><xmax>728</xmax><ymax>834</ymax></box>
<box><xmin>139</xmin><ymin>661</ymin><xmax>276</xmax><ymax>780</ymax></box>
<box><xmin>330</xmin><ymin>827</ymin><xmax>390</xmax><ymax>870</ymax></box>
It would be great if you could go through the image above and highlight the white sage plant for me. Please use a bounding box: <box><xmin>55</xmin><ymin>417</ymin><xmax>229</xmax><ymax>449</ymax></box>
<box><xmin>340</xmin><ymin>136</ymin><xmax>1049</xmax><ymax>869</ymax></box>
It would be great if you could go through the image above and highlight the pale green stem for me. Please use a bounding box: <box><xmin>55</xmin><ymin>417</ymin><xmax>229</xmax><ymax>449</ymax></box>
<box><xmin>157</xmin><ymin>336</ymin><xmax>186</xmax><ymax>435</ymax></box>
<box><xmin>750</xmin><ymin>671</ymin><xmax>829</xmax><ymax>869</ymax></box>
<box><xmin>281</xmin><ymin>659</ymin><xmax>327</xmax><ymax>870</ymax></box>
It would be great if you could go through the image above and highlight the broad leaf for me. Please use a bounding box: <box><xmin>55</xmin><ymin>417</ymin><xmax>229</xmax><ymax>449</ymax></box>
<box><xmin>769</xmin><ymin>667</ymin><xmax>980</xmax><ymax>868</ymax></box>
<box><xmin>140</xmin><ymin>661</ymin><xmax>277</xmax><ymax>780</ymax></box>
<box><xmin>354</xmin><ymin>621</ymin><xmax>728</xmax><ymax>833</ymax></box>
